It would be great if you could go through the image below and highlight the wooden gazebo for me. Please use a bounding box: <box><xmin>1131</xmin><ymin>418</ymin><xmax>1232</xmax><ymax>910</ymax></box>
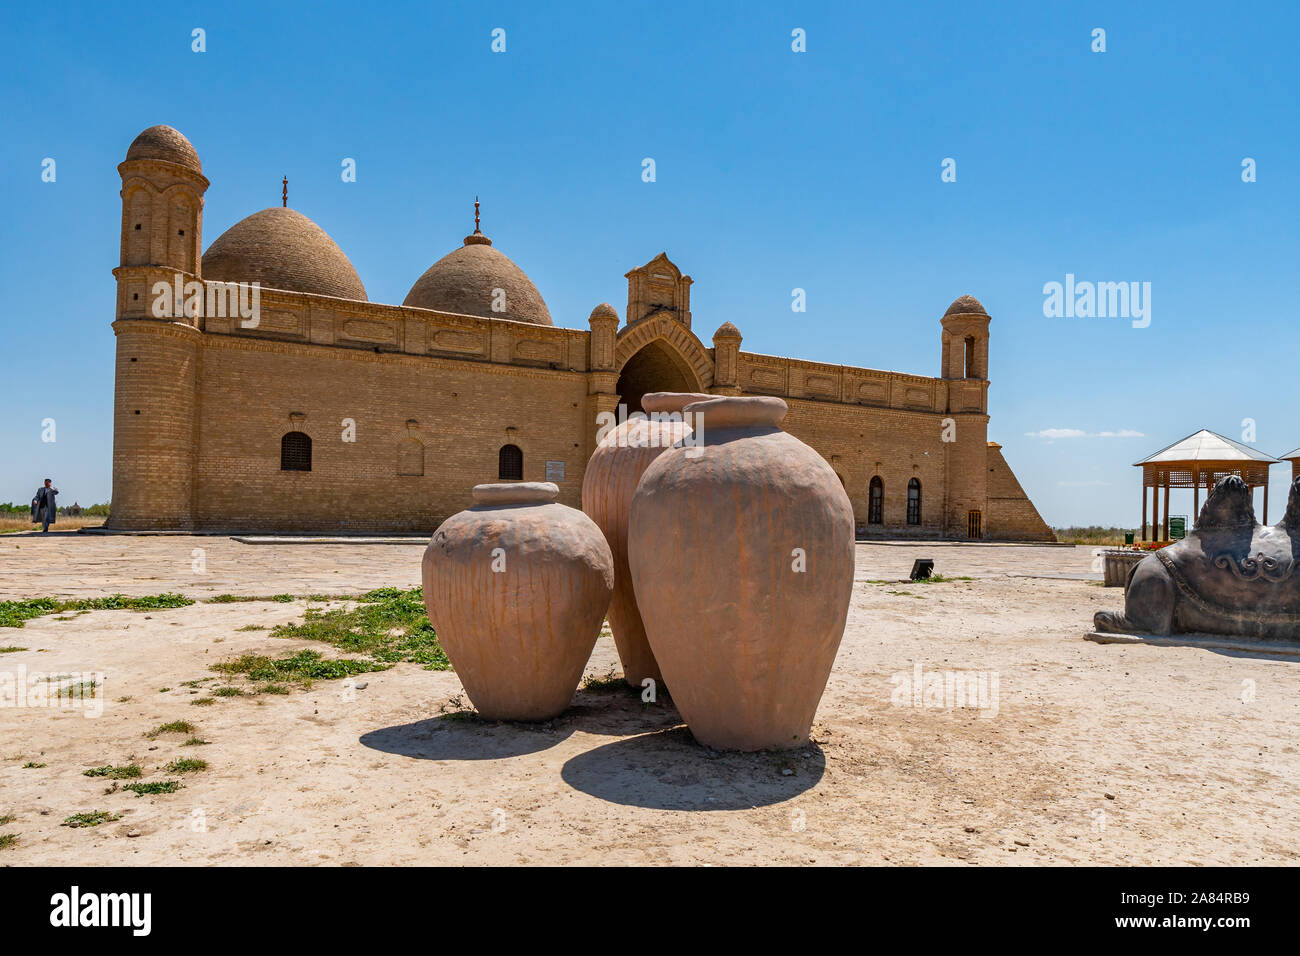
<box><xmin>1134</xmin><ymin>429</ymin><xmax>1279</xmax><ymax>541</ymax></box>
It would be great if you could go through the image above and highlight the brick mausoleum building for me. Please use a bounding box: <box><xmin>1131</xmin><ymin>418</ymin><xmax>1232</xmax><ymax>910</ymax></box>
<box><xmin>107</xmin><ymin>125</ymin><xmax>1053</xmax><ymax>540</ymax></box>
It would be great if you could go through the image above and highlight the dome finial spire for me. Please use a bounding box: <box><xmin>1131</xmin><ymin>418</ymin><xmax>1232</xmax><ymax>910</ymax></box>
<box><xmin>282</xmin><ymin>176</ymin><xmax>288</xmax><ymax>208</ymax></box>
<box><xmin>463</xmin><ymin>195</ymin><xmax>492</xmax><ymax>246</ymax></box>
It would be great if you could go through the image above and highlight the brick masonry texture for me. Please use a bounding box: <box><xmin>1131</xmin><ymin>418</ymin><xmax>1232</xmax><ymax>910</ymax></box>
<box><xmin>107</xmin><ymin>126</ymin><xmax>1054</xmax><ymax>540</ymax></box>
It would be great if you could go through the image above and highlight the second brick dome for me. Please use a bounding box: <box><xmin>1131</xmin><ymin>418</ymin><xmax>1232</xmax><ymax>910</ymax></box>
<box><xmin>403</xmin><ymin>231</ymin><xmax>552</xmax><ymax>326</ymax></box>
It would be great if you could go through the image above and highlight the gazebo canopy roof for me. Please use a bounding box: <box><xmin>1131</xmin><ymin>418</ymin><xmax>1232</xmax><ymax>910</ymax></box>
<box><xmin>1281</xmin><ymin>447</ymin><xmax>1300</xmax><ymax>462</ymax></box>
<box><xmin>1134</xmin><ymin>429</ymin><xmax>1279</xmax><ymax>467</ymax></box>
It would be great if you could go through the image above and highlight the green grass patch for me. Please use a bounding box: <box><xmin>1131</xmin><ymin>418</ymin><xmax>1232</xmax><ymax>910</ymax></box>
<box><xmin>190</xmin><ymin>697</ymin><xmax>215</xmax><ymax>707</ymax></box>
<box><xmin>0</xmin><ymin>833</ymin><xmax>17</xmax><ymax>849</ymax></box>
<box><xmin>0</xmin><ymin>593</ymin><xmax>194</xmax><ymax>628</ymax></box>
<box><xmin>886</xmin><ymin>590</ymin><xmax>924</xmax><ymax>598</ymax></box>
<box><xmin>204</xmin><ymin>593</ymin><xmax>296</xmax><ymax>604</ymax></box>
<box><xmin>235</xmin><ymin>624</ymin><xmax>267</xmax><ymax>632</ymax></box>
<box><xmin>212</xmin><ymin>649</ymin><xmax>388</xmax><ymax>687</ymax></box>
<box><xmin>213</xmin><ymin>686</ymin><xmax>244</xmax><ymax>697</ymax></box>
<box><xmin>83</xmin><ymin>764</ymin><xmax>142</xmax><ymax>779</ymax></box>
<box><xmin>0</xmin><ymin>645</ymin><xmax>28</xmax><ymax>653</ymax></box>
<box><xmin>123</xmin><ymin>781</ymin><xmax>181</xmax><ymax>797</ymax></box>
<box><xmin>144</xmin><ymin>720</ymin><xmax>196</xmax><ymax>738</ymax></box>
<box><xmin>258</xmin><ymin>684</ymin><xmax>290</xmax><ymax>695</ymax></box>
<box><xmin>918</xmin><ymin>574</ymin><xmax>974</xmax><ymax>584</ymax></box>
<box><xmin>164</xmin><ymin>758</ymin><xmax>207</xmax><ymax>774</ymax></box>
<box><xmin>22</xmin><ymin>761</ymin><xmax>45</xmax><ymax>769</ymax></box>
<box><xmin>266</xmin><ymin>587</ymin><xmax>449</xmax><ymax>670</ymax></box>
<box><xmin>62</xmin><ymin>810</ymin><xmax>122</xmax><ymax>828</ymax></box>
<box><xmin>182</xmin><ymin>737</ymin><xmax>210</xmax><ymax>746</ymax></box>
<box><xmin>58</xmin><ymin>680</ymin><xmax>98</xmax><ymax>699</ymax></box>
<box><xmin>0</xmin><ymin>814</ymin><xmax>15</xmax><ymax>826</ymax></box>
<box><xmin>580</xmin><ymin>669</ymin><xmax>628</xmax><ymax>693</ymax></box>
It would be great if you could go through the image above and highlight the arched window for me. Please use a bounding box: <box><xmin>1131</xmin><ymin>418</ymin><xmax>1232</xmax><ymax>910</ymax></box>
<box><xmin>498</xmin><ymin>443</ymin><xmax>523</xmax><ymax>481</ymax></box>
<box><xmin>868</xmin><ymin>476</ymin><xmax>884</xmax><ymax>524</ymax></box>
<box><xmin>907</xmin><ymin>477</ymin><xmax>922</xmax><ymax>525</ymax></box>
<box><xmin>281</xmin><ymin>431</ymin><xmax>312</xmax><ymax>472</ymax></box>
<box><xmin>964</xmin><ymin>336</ymin><xmax>976</xmax><ymax>378</ymax></box>
<box><xmin>397</xmin><ymin>438</ymin><xmax>424</xmax><ymax>477</ymax></box>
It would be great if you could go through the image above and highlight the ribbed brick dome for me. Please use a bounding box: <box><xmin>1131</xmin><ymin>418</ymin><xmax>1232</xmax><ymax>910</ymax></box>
<box><xmin>944</xmin><ymin>294</ymin><xmax>987</xmax><ymax>317</ymax></box>
<box><xmin>403</xmin><ymin>232</ymin><xmax>552</xmax><ymax>326</ymax></box>
<box><xmin>125</xmin><ymin>125</ymin><xmax>202</xmax><ymax>173</ymax></box>
<box><xmin>202</xmin><ymin>207</ymin><xmax>367</xmax><ymax>301</ymax></box>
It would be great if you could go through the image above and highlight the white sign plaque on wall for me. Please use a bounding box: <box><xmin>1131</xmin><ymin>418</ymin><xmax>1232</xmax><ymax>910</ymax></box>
<box><xmin>545</xmin><ymin>460</ymin><xmax>565</xmax><ymax>482</ymax></box>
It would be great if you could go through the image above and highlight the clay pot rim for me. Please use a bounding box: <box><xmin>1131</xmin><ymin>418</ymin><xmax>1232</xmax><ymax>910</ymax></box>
<box><xmin>471</xmin><ymin>482</ymin><xmax>559</xmax><ymax>505</ymax></box>
<box><xmin>682</xmin><ymin>395</ymin><xmax>788</xmax><ymax>428</ymax></box>
<box><xmin>640</xmin><ymin>391</ymin><xmax>717</xmax><ymax>415</ymax></box>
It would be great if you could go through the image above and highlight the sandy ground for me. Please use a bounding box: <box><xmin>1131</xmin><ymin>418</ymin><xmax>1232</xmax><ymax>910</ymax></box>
<box><xmin>1</xmin><ymin>531</ymin><xmax>1297</xmax><ymax>866</ymax></box>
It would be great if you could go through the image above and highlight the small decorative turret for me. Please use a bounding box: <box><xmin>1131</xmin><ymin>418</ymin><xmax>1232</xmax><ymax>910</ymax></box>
<box><xmin>940</xmin><ymin>294</ymin><xmax>989</xmax><ymax>381</ymax></box>
<box><xmin>711</xmin><ymin>321</ymin><xmax>742</xmax><ymax>393</ymax></box>
<box><xmin>588</xmin><ymin>303</ymin><xmax>619</xmax><ymax>371</ymax></box>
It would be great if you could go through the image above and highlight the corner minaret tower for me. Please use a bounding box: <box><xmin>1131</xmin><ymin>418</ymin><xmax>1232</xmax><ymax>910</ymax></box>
<box><xmin>107</xmin><ymin>125</ymin><xmax>208</xmax><ymax>530</ymax></box>
<box><xmin>939</xmin><ymin>295</ymin><xmax>991</xmax><ymax>537</ymax></box>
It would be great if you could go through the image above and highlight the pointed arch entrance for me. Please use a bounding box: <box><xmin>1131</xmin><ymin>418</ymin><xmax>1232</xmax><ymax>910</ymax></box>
<box><xmin>612</xmin><ymin>312</ymin><xmax>714</xmax><ymax>414</ymax></box>
<box><xmin>616</xmin><ymin>340</ymin><xmax>700</xmax><ymax>415</ymax></box>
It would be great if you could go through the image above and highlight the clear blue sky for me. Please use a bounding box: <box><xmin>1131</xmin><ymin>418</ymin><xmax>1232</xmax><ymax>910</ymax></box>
<box><xmin>2</xmin><ymin>0</ymin><xmax>1296</xmax><ymax>527</ymax></box>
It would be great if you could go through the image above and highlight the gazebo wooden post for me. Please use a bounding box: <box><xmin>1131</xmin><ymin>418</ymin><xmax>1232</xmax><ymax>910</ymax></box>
<box><xmin>1163</xmin><ymin>482</ymin><xmax>1170</xmax><ymax>541</ymax></box>
<box><xmin>1141</xmin><ymin>472</ymin><xmax>1148</xmax><ymax>541</ymax></box>
<box><xmin>1263</xmin><ymin>481</ymin><xmax>1269</xmax><ymax>525</ymax></box>
<box><xmin>1193</xmin><ymin>468</ymin><xmax>1200</xmax><ymax>526</ymax></box>
<box><xmin>1152</xmin><ymin>477</ymin><xmax>1160</xmax><ymax>544</ymax></box>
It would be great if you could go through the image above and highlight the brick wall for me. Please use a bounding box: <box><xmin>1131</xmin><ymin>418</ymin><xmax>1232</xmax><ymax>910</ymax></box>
<box><xmin>985</xmin><ymin>443</ymin><xmax>1055</xmax><ymax>541</ymax></box>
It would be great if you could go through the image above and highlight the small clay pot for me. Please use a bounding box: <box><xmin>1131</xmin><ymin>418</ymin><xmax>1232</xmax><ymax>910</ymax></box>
<box><xmin>628</xmin><ymin>396</ymin><xmax>855</xmax><ymax>750</ymax></box>
<box><xmin>422</xmin><ymin>482</ymin><xmax>614</xmax><ymax>720</ymax></box>
<box><xmin>581</xmin><ymin>392</ymin><xmax>713</xmax><ymax>686</ymax></box>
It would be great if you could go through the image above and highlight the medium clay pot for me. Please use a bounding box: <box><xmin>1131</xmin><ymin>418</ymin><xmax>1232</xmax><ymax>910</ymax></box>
<box><xmin>422</xmin><ymin>482</ymin><xmax>614</xmax><ymax>721</ymax></box>
<box><xmin>581</xmin><ymin>391</ymin><xmax>713</xmax><ymax>687</ymax></box>
<box><xmin>628</xmin><ymin>396</ymin><xmax>854</xmax><ymax>750</ymax></box>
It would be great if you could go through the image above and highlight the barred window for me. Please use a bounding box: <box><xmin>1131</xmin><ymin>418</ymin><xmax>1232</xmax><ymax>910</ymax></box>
<box><xmin>868</xmin><ymin>476</ymin><xmax>884</xmax><ymax>524</ymax></box>
<box><xmin>498</xmin><ymin>443</ymin><xmax>523</xmax><ymax>481</ymax></box>
<box><xmin>907</xmin><ymin>478</ymin><xmax>922</xmax><ymax>525</ymax></box>
<box><xmin>281</xmin><ymin>431</ymin><xmax>312</xmax><ymax>472</ymax></box>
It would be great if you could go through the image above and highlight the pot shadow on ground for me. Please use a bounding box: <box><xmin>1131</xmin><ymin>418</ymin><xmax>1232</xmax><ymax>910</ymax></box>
<box><xmin>559</xmin><ymin>681</ymin><xmax>685</xmax><ymax>737</ymax></box>
<box><xmin>560</xmin><ymin>727</ymin><xmax>826</xmax><ymax>811</ymax></box>
<box><xmin>359</xmin><ymin>683</ymin><xmax>684</xmax><ymax>761</ymax></box>
<box><xmin>360</xmin><ymin>715</ymin><xmax>576</xmax><ymax>761</ymax></box>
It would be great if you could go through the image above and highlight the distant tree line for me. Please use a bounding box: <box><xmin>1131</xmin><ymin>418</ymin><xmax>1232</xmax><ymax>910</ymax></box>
<box><xmin>1</xmin><ymin>501</ymin><xmax>111</xmax><ymax>517</ymax></box>
<box><xmin>1052</xmin><ymin>526</ymin><xmax>1132</xmax><ymax>545</ymax></box>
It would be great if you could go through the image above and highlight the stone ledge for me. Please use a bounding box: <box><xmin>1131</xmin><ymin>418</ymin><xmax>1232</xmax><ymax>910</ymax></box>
<box><xmin>1084</xmin><ymin>630</ymin><xmax>1300</xmax><ymax>658</ymax></box>
<box><xmin>229</xmin><ymin>535</ymin><xmax>427</xmax><ymax>546</ymax></box>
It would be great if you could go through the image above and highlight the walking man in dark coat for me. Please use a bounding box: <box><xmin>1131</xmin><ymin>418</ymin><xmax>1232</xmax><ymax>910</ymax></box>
<box><xmin>32</xmin><ymin>479</ymin><xmax>58</xmax><ymax>532</ymax></box>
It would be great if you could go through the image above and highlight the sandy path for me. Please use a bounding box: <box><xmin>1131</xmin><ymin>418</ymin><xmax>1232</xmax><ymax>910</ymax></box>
<box><xmin>1</xmin><ymin>535</ymin><xmax>1296</xmax><ymax>865</ymax></box>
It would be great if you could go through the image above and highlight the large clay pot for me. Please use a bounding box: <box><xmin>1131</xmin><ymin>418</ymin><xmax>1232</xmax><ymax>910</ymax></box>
<box><xmin>422</xmin><ymin>482</ymin><xmax>614</xmax><ymax>721</ymax></box>
<box><xmin>581</xmin><ymin>391</ymin><xmax>714</xmax><ymax>686</ymax></box>
<box><xmin>628</xmin><ymin>396</ymin><xmax>854</xmax><ymax>750</ymax></box>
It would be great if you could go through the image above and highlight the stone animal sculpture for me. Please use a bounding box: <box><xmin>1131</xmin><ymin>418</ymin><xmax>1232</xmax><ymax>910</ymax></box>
<box><xmin>1094</xmin><ymin>475</ymin><xmax>1300</xmax><ymax>641</ymax></box>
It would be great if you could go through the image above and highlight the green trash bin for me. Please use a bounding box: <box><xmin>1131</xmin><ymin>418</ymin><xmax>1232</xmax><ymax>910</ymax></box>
<box><xmin>1124</xmin><ymin>532</ymin><xmax>1135</xmax><ymax>545</ymax></box>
